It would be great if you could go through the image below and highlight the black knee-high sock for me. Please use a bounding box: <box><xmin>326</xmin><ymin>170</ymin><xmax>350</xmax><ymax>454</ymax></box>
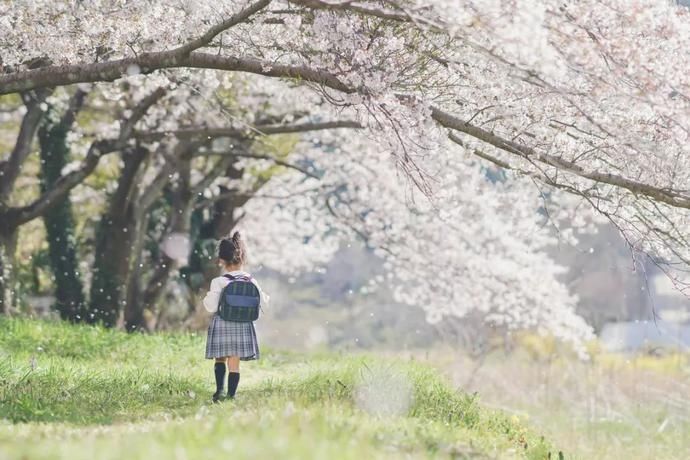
<box><xmin>214</xmin><ymin>362</ymin><xmax>226</xmax><ymax>395</ymax></box>
<box><xmin>227</xmin><ymin>372</ymin><xmax>240</xmax><ymax>398</ymax></box>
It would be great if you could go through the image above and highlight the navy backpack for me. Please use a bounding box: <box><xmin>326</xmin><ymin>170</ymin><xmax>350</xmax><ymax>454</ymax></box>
<box><xmin>217</xmin><ymin>274</ymin><xmax>261</xmax><ymax>322</ymax></box>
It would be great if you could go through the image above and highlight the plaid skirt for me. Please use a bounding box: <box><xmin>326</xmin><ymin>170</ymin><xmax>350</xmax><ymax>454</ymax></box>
<box><xmin>205</xmin><ymin>315</ymin><xmax>260</xmax><ymax>360</ymax></box>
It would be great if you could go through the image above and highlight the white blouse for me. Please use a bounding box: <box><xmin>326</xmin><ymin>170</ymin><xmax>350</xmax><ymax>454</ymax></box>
<box><xmin>202</xmin><ymin>270</ymin><xmax>269</xmax><ymax>313</ymax></box>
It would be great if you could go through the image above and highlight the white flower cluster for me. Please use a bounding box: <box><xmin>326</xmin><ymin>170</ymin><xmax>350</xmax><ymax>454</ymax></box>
<box><xmin>240</xmin><ymin>127</ymin><xmax>595</xmax><ymax>351</ymax></box>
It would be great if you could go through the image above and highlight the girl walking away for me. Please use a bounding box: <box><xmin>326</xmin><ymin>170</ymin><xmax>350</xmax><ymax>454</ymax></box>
<box><xmin>204</xmin><ymin>231</ymin><xmax>268</xmax><ymax>403</ymax></box>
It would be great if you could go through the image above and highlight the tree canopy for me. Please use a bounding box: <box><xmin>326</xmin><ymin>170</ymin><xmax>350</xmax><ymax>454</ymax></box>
<box><xmin>1</xmin><ymin>0</ymin><xmax>689</xmax><ymax>352</ymax></box>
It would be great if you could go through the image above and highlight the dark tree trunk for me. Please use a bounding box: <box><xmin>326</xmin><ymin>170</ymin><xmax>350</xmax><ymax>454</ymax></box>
<box><xmin>89</xmin><ymin>211</ymin><xmax>137</xmax><ymax>327</ymax></box>
<box><xmin>123</xmin><ymin>213</ymin><xmax>151</xmax><ymax>331</ymax></box>
<box><xmin>89</xmin><ymin>148</ymin><xmax>147</xmax><ymax>327</ymax></box>
<box><xmin>135</xmin><ymin>157</ymin><xmax>194</xmax><ymax>328</ymax></box>
<box><xmin>191</xmin><ymin>187</ymin><xmax>250</xmax><ymax>297</ymax></box>
<box><xmin>184</xmin><ymin>157</ymin><xmax>272</xmax><ymax>317</ymax></box>
<box><xmin>38</xmin><ymin>105</ymin><xmax>87</xmax><ymax>322</ymax></box>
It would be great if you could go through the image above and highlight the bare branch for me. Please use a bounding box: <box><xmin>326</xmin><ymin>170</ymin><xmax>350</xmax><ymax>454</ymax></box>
<box><xmin>136</xmin><ymin>141</ymin><xmax>220</xmax><ymax>214</ymax></box>
<box><xmin>6</xmin><ymin>139</ymin><xmax>117</xmax><ymax>226</ymax></box>
<box><xmin>194</xmin><ymin>183</ymin><xmax>338</xmax><ymax>209</ymax></box>
<box><xmin>0</xmin><ymin>92</ymin><xmax>48</xmax><ymax>198</ymax></box>
<box><xmin>136</xmin><ymin>159</ymin><xmax>178</xmax><ymax>215</ymax></box>
<box><xmin>198</xmin><ymin>151</ymin><xmax>319</xmax><ymax>179</ymax></box>
<box><xmin>191</xmin><ymin>157</ymin><xmax>235</xmax><ymax>196</ymax></box>
<box><xmin>58</xmin><ymin>88</ymin><xmax>89</xmax><ymax>130</ymax></box>
<box><xmin>119</xmin><ymin>87</ymin><xmax>167</xmax><ymax>141</ymax></box>
<box><xmin>4</xmin><ymin>88</ymin><xmax>167</xmax><ymax>228</ymax></box>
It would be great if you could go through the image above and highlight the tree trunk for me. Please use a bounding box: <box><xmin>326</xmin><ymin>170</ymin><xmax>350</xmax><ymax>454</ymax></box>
<box><xmin>89</xmin><ymin>212</ymin><xmax>137</xmax><ymax>327</ymax></box>
<box><xmin>0</xmin><ymin>229</ymin><xmax>18</xmax><ymax>315</ymax></box>
<box><xmin>123</xmin><ymin>213</ymin><xmax>151</xmax><ymax>331</ymax></box>
<box><xmin>189</xmin><ymin>191</ymin><xmax>250</xmax><ymax>304</ymax></box>
<box><xmin>38</xmin><ymin>107</ymin><xmax>87</xmax><ymax>322</ymax></box>
<box><xmin>0</xmin><ymin>91</ymin><xmax>49</xmax><ymax>315</ymax></box>
<box><xmin>89</xmin><ymin>148</ymin><xmax>147</xmax><ymax>327</ymax></box>
<box><xmin>137</xmin><ymin>157</ymin><xmax>194</xmax><ymax>326</ymax></box>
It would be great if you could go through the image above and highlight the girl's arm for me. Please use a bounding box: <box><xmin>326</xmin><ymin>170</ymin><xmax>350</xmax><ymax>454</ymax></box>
<box><xmin>252</xmin><ymin>279</ymin><xmax>270</xmax><ymax>307</ymax></box>
<box><xmin>202</xmin><ymin>278</ymin><xmax>224</xmax><ymax>313</ymax></box>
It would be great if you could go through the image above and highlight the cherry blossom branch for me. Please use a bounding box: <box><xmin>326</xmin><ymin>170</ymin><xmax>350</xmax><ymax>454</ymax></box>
<box><xmin>0</xmin><ymin>53</ymin><xmax>353</xmax><ymax>96</ymax></box>
<box><xmin>0</xmin><ymin>0</ymin><xmax>272</xmax><ymax>95</ymax></box>
<box><xmin>432</xmin><ymin>107</ymin><xmax>690</xmax><ymax>210</ymax></box>
<box><xmin>2</xmin><ymin>27</ymin><xmax>688</xmax><ymax>219</ymax></box>
<box><xmin>324</xmin><ymin>192</ymin><xmax>395</xmax><ymax>256</ymax></box>
<box><xmin>447</xmin><ymin>132</ymin><xmax>513</xmax><ymax>171</ymax></box>
<box><xmin>290</xmin><ymin>0</ymin><xmax>410</xmax><ymax>23</ymax></box>
<box><xmin>184</xmin><ymin>53</ymin><xmax>354</xmax><ymax>92</ymax></box>
<box><xmin>9</xmin><ymin>50</ymin><xmax>668</xmax><ymax>217</ymax></box>
<box><xmin>173</xmin><ymin>0</ymin><xmax>272</xmax><ymax>56</ymax></box>
<box><xmin>448</xmin><ymin>131</ymin><xmax>614</xmax><ymax>222</ymax></box>
<box><xmin>289</xmin><ymin>0</ymin><xmax>446</xmax><ymax>31</ymax></box>
<box><xmin>134</xmin><ymin>120</ymin><xmax>362</xmax><ymax>142</ymax></box>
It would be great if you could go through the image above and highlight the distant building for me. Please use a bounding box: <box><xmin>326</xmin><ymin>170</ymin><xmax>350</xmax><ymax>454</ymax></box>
<box><xmin>600</xmin><ymin>320</ymin><xmax>690</xmax><ymax>352</ymax></box>
<box><xmin>599</xmin><ymin>267</ymin><xmax>690</xmax><ymax>352</ymax></box>
<box><xmin>648</xmin><ymin>271</ymin><xmax>690</xmax><ymax>324</ymax></box>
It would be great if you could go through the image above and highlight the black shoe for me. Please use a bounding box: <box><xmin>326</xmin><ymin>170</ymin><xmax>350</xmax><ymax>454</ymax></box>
<box><xmin>212</xmin><ymin>391</ymin><xmax>223</xmax><ymax>403</ymax></box>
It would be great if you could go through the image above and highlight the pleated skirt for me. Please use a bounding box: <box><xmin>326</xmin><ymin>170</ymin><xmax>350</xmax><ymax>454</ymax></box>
<box><xmin>205</xmin><ymin>315</ymin><xmax>260</xmax><ymax>360</ymax></box>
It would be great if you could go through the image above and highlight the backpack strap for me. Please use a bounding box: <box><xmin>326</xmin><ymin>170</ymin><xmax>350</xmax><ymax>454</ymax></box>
<box><xmin>223</xmin><ymin>273</ymin><xmax>252</xmax><ymax>281</ymax></box>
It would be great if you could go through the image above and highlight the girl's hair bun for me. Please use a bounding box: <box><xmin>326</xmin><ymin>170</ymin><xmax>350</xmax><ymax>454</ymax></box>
<box><xmin>218</xmin><ymin>231</ymin><xmax>246</xmax><ymax>265</ymax></box>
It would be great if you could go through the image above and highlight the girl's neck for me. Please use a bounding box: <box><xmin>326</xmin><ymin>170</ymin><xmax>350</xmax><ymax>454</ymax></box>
<box><xmin>224</xmin><ymin>264</ymin><xmax>243</xmax><ymax>273</ymax></box>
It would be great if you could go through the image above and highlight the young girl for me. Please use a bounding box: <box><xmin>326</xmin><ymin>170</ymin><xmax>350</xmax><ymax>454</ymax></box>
<box><xmin>203</xmin><ymin>231</ymin><xmax>267</xmax><ymax>402</ymax></box>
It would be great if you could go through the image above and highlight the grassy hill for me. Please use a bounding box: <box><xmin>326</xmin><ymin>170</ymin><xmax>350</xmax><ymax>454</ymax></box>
<box><xmin>0</xmin><ymin>318</ymin><xmax>558</xmax><ymax>459</ymax></box>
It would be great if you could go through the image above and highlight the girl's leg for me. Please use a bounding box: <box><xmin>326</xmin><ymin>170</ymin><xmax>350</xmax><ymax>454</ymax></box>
<box><xmin>213</xmin><ymin>357</ymin><xmax>227</xmax><ymax>402</ymax></box>
<box><xmin>227</xmin><ymin>356</ymin><xmax>241</xmax><ymax>398</ymax></box>
<box><xmin>227</xmin><ymin>356</ymin><xmax>240</xmax><ymax>372</ymax></box>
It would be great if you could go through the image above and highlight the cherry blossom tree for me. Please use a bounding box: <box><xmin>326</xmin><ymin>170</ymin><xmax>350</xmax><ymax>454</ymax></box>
<box><xmin>239</xmin><ymin>129</ymin><xmax>599</xmax><ymax>351</ymax></box>
<box><xmin>15</xmin><ymin>76</ymin><xmax>357</xmax><ymax>327</ymax></box>
<box><xmin>0</xmin><ymin>86</ymin><xmax>165</xmax><ymax>313</ymax></box>
<box><xmin>1</xmin><ymin>0</ymin><xmax>689</xmax><ymax>350</ymax></box>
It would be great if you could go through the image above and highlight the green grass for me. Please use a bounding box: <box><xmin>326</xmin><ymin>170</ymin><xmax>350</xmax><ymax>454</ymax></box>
<box><xmin>0</xmin><ymin>318</ymin><xmax>557</xmax><ymax>459</ymax></box>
